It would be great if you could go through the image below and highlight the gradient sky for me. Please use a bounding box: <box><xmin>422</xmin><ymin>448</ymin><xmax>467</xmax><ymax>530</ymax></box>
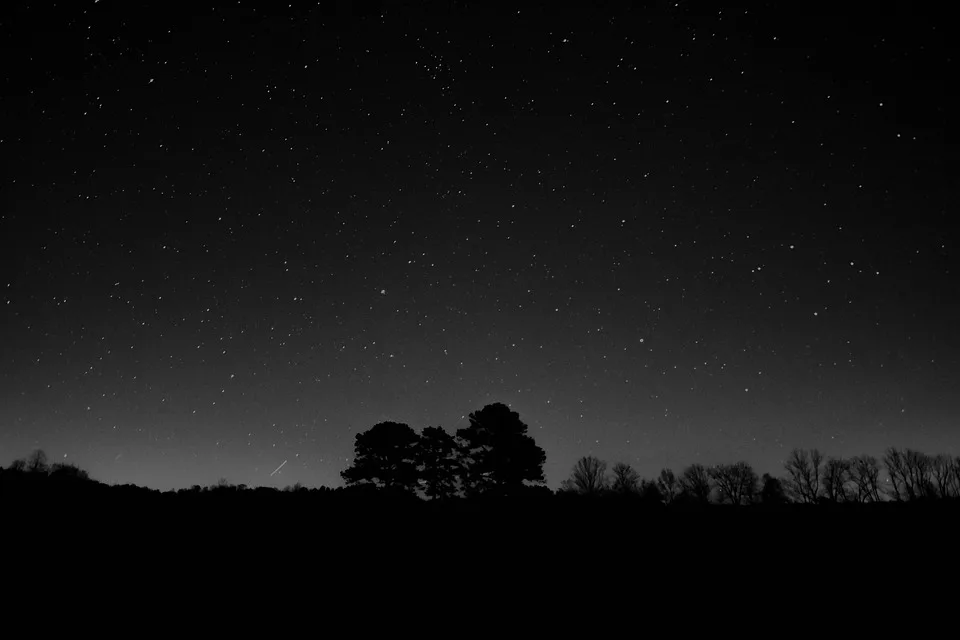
<box><xmin>1</xmin><ymin>2</ymin><xmax>956</xmax><ymax>491</ymax></box>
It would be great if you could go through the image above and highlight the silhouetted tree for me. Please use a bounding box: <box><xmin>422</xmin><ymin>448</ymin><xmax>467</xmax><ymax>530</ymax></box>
<box><xmin>456</xmin><ymin>403</ymin><xmax>546</xmax><ymax>495</ymax></box>
<box><xmin>849</xmin><ymin>455</ymin><xmax>882</xmax><ymax>503</ymax></box>
<box><xmin>783</xmin><ymin>448</ymin><xmax>823</xmax><ymax>504</ymax></box>
<box><xmin>948</xmin><ymin>456</ymin><xmax>960</xmax><ymax>498</ymax></box>
<box><xmin>679</xmin><ymin>463</ymin><xmax>712</xmax><ymax>504</ymax></box>
<box><xmin>639</xmin><ymin>479</ymin><xmax>664</xmax><ymax>504</ymax></box>
<box><xmin>709</xmin><ymin>461</ymin><xmax>758</xmax><ymax>506</ymax></box>
<box><xmin>26</xmin><ymin>449</ymin><xmax>48</xmax><ymax>474</ymax></box>
<box><xmin>610</xmin><ymin>462</ymin><xmax>640</xmax><ymax>494</ymax></box>
<box><xmin>341</xmin><ymin>421</ymin><xmax>421</xmax><ymax>493</ymax></box>
<box><xmin>904</xmin><ymin>449</ymin><xmax>934</xmax><ymax>499</ymax></box>
<box><xmin>49</xmin><ymin>462</ymin><xmax>90</xmax><ymax>481</ymax></box>
<box><xmin>759</xmin><ymin>473</ymin><xmax>787</xmax><ymax>505</ymax></box>
<box><xmin>822</xmin><ymin>457</ymin><xmax>851</xmax><ymax>503</ymax></box>
<box><xmin>883</xmin><ymin>447</ymin><xmax>908</xmax><ymax>501</ymax></box>
<box><xmin>656</xmin><ymin>468</ymin><xmax>679</xmax><ymax>504</ymax></box>
<box><xmin>8</xmin><ymin>458</ymin><xmax>26</xmax><ymax>473</ymax></box>
<box><xmin>417</xmin><ymin>426</ymin><xmax>461</xmax><ymax>500</ymax></box>
<box><xmin>566</xmin><ymin>456</ymin><xmax>608</xmax><ymax>494</ymax></box>
<box><xmin>930</xmin><ymin>454</ymin><xmax>955</xmax><ymax>499</ymax></box>
<box><xmin>884</xmin><ymin>447</ymin><xmax>933</xmax><ymax>501</ymax></box>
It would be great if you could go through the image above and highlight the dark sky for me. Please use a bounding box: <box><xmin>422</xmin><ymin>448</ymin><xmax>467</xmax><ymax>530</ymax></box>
<box><xmin>2</xmin><ymin>1</ymin><xmax>956</xmax><ymax>491</ymax></box>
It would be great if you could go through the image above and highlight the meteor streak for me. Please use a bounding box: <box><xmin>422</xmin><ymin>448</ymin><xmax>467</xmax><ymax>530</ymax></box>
<box><xmin>269</xmin><ymin>460</ymin><xmax>287</xmax><ymax>477</ymax></box>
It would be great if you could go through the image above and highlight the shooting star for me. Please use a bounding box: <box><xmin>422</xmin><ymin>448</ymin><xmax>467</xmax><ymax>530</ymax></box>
<box><xmin>269</xmin><ymin>460</ymin><xmax>287</xmax><ymax>477</ymax></box>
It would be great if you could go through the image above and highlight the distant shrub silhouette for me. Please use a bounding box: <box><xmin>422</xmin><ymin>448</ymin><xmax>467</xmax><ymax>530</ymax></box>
<box><xmin>49</xmin><ymin>462</ymin><xmax>91</xmax><ymax>482</ymax></box>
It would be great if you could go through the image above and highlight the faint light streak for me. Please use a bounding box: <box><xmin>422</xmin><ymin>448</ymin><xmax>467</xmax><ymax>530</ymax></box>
<box><xmin>269</xmin><ymin>460</ymin><xmax>287</xmax><ymax>477</ymax></box>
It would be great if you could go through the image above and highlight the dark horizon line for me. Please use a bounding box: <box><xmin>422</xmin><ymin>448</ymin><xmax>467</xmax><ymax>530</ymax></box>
<box><xmin>4</xmin><ymin>441</ymin><xmax>954</xmax><ymax>496</ymax></box>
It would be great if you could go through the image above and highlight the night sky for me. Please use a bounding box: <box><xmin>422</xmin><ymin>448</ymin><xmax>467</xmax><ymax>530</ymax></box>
<box><xmin>2</xmin><ymin>1</ymin><xmax>956</xmax><ymax>491</ymax></box>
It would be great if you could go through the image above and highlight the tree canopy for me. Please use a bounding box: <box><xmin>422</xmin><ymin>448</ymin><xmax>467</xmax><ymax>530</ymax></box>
<box><xmin>338</xmin><ymin>403</ymin><xmax>546</xmax><ymax>499</ymax></box>
<box><xmin>340</xmin><ymin>421</ymin><xmax>421</xmax><ymax>493</ymax></box>
<box><xmin>417</xmin><ymin>426</ymin><xmax>461</xmax><ymax>500</ymax></box>
<box><xmin>456</xmin><ymin>403</ymin><xmax>546</xmax><ymax>495</ymax></box>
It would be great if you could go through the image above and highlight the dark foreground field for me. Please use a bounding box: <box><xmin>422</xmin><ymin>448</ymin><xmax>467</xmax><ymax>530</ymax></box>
<box><xmin>7</xmin><ymin>484</ymin><xmax>957</xmax><ymax>618</ymax></box>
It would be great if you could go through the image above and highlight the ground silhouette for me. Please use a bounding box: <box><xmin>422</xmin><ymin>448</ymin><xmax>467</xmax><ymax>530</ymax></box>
<box><xmin>4</xmin><ymin>420</ymin><xmax>958</xmax><ymax>616</ymax></box>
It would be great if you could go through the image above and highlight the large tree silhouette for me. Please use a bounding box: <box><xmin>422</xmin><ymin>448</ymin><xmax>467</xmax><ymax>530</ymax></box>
<box><xmin>709</xmin><ymin>461</ymin><xmax>758</xmax><ymax>506</ymax></box>
<box><xmin>639</xmin><ymin>479</ymin><xmax>664</xmax><ymax>504</ymax></box>
<box><xmin>759</xmin><ymin>473</ymin><xmax>787</xmax><ymax>505</ymax></box>
<box><xmin>679</xmin><ymin>463</ymin><xmax>712</xmax><ymax>504</ymax></box>
<box><xmin>822</xmin><ymin>457</ymin><xmax>851</xmax><ymax>503</ymax></box>
<box><xmin>931</xmin><ymin>454</ymin><xmax>959</xmax><ymax>499</ymax></box>
<box><xmin>566</xmin><ymin>456</ymin><xmax>608</xmax><ymax>494</ymax></box>
<box><xmin>341</xmin><ymin>422</ymin><xmax>421</xmax><ymax>493</ymax></box>
<box><xmin>26</xmin><ymin>449</ymin><xmax>48</xmax><ymax>474</ymax></box>
<box><xmin>611</xmin><ymin>462</ymin><xmax>640</xmax><ymax>494</ymax></box>
<box><xmin>656</xmin><ymin>468</ymin><xmax>679</xmax><ymax>504</ymax></box>
<box><xmin>950</xmin><ymin>456</ymin><xmax>960</xmax><ymax>497</ymax></box>
<box><xmin>883</xmin><ymin>447</ymin><xmax>934</xmax><ymax>501</ymax></box>
<box><xmin>417</xmin><ymin>426</ymin><xmax>461</xmax><ymax>500</ymax></box>
<box><xmin>904</xmin><ymin>449</ymin><xmax>934</xmax><ymax>499</ymax></box>
<box><xmin>783</xmin><ymin>448</ymin><xmax>823</xmax><ymax>504</ymax></box>
<box><xmin>849</xmin><ymin>455</ymin><xmax>882</xmax><ymax>503</ymax></box>
<box><xmin>456</xmin><ymin>403</ymin><xmax>546</xmax><ymax>495</ymax></box>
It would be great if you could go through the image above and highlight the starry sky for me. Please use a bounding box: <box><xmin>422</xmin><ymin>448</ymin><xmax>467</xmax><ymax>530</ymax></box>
<box><xmin>1</xmin><ymin>1</ymin><xmax>957</xmax><ymax>491</ymax></box>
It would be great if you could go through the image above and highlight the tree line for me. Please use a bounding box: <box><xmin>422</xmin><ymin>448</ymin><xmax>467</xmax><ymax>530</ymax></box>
<box><xmin>339</xmin><ymin>402</ymin><xmax>547</xmax><ymax>498</ymax></box>
<box><xmin>560</xmin><ymin>447</ymin><xmax>960</xmax><ymax>505</ymax></box>
<box><xmin>4</xmin><ymin>401</ymin><xmax>959</xmax><ymax>507</ymax></box>
<box><xmin>2</xmin><ymin>449</ymin><xmax>91</xmax><ymax>482</ymax></box>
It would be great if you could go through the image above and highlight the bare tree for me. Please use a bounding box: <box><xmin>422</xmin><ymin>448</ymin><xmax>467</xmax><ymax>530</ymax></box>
<box><xmin>949</xmin><ymin>456</ymin><xmax>960</xmax><ymax>498</ymax></box>
<box><xmin>783</xmin><ymin>448</ymin><xmax>823</xmax><ymax>504</ymax></box>
<box><xmin>903</xmin><ymin>449</ymin><xmax>933</xmax><ymax>499</ymax></box>
<box><xmin>567</xmin><ymin>456</ymin><xmax>608</xmax><ymax>495</ymax></box>
<box><xmin>26</xmin><ymin>449</ymin><xmax>48</xmax><ymax>474</ymax></box>
<box><xmin>849</xmin><ymin>455</ymin><xmax>882</xmax><ymax>503</ymax></box>
<box><xmin>885</xmin><ymin>447</ymin><xmax>934</xmax><ymax>501</ymax></box>
<box><xmin>656</xmin><ymin>468</ymin><xmax>679</xmax><ymax>504</ymax></box>
<box><xmin>679</xmin><ymin>463</ymin><xmax>712</xmax><ymax>503</ymax></box>
<box><xmin>883</xmin><ymin>447</ymin><xmax>909</xmax><ymax>501</ymax></box>
<box><xmin>610</xmin><ymin>462</ymin><xmax>640</xmax><ymax>494</ymax></box>
<box><xmin>931</xmin><ymin>454</ymin><xmax>955</xmax><ymax>499</ymax></box>
<box><xmin>708</xmin><ymin>461</ymin><xmax>758</xmax><ymax>506</ymax></box>
<box><xmin>822</xmin><ymin>457</ymin><xmax>852</xmax><ymax>503</ymax></box>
